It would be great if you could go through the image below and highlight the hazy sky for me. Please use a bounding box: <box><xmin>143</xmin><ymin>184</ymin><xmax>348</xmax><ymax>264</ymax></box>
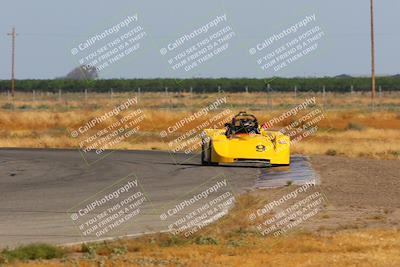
<box><xmin>0</xmin><ymin>0</ymin><xmax>398</xmax><ymax>79</ymax></box>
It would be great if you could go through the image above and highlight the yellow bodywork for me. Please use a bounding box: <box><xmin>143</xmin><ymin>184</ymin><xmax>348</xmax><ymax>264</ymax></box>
<box><xmin>202</xmin><ymin>128</ymin><xmax>290</xmax><ymax>165</ymax></box>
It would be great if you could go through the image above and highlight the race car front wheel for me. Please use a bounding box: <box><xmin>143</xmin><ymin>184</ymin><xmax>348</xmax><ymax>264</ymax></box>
<box><xmin>201</xmin><ymin>139</ymin><xmax>209</xmax><ymax>165</ymax></box>
<box><xmin>201</xmin><ymin>139</ymin><xmax>218</xmax><ymax>166</ymax></box>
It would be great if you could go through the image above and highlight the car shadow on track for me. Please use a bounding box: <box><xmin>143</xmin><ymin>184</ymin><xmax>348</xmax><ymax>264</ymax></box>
<box><xmin>160</xmin><ymin>162</ymin><xmax>268</xmax><ymax>169</ymax></box>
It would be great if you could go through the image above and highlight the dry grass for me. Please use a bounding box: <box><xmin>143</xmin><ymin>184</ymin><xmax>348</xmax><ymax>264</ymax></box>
<box><xmin>294</xmin><ymin>128</ymin><xmax>400</xmax><ymax>159</ymax></box>
<box><xmin>15</xmin><ymin>231</ymin><xmax>398</xmax><ymax>267</ymax></box>
<box><xmin>3</xmin><ymin>193</ymin><xmax>400</xmax><ymax>267</ymax></box>
<box><xmin>0</xmin><ymin>92</ymin><xmax>399</xmax><ymax>159</ymax></box>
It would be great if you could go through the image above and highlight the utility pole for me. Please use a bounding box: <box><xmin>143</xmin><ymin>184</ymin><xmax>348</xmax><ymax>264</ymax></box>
<box><xmin>7</xmin><ymin>27</ymin><xmax>18</xmax><ymax>98</ymax></box>
<box><xmin>370</xmin><ymin>0</ymin><xmax>376</xmax><ymax>101</ymax></box>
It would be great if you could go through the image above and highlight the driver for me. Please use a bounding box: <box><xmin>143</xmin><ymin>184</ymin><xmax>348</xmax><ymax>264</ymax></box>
<box><xmin>225</xmin><ymin>113</ymin><xmax>260</xmax><ymax>137</ymax></box>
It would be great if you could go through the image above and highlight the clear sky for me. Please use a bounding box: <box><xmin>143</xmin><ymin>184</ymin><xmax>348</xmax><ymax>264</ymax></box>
<box><xmin>0</xmin><ymin>0</ymin><xmax>398</xmax><ymax>79</ymax></box>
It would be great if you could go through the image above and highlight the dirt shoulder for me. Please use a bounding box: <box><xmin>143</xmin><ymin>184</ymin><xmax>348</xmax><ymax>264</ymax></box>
<box><xmin>307</xmin><ymin>155</ymin><xmax>400</xmax><ymax>231</ymax></box>
<box><xmin>311</xmin><ymin>155</ymin><xmax>400</xmax><ymax>207</ymax></box>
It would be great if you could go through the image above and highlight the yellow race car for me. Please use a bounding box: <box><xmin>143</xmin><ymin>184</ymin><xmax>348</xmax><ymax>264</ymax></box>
<box><xmin>201</xmin><ymin>111</ymin><xmax>290</xmax><ymax>166</ymax></box>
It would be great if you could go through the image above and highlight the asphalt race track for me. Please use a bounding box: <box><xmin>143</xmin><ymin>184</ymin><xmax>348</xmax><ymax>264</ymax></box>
<box><xmin>0</xmin><ymin>149</ymin><xmax>316</xmax><ymax>247</ymax></box>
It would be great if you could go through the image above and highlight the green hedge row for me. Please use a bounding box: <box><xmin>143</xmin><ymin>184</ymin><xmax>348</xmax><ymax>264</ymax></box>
<box><xmin>0</xmin><ymin>77</ymin><xmax>399</xmax><ymax>93</ymax></box>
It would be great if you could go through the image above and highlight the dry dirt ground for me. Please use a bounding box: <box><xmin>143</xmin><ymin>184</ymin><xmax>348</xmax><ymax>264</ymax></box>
<box><xmin>242</xmin><ymin>155</ymin><xmax>399</xmax><ymax>235</ymax></box>
<box><xmin>305</xmin><ymin>155</ymin><xmax>400</xmax><ymax>231</ymax></box>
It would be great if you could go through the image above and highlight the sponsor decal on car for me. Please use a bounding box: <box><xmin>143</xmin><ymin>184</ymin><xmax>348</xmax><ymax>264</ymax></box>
<box><xmin>256</xmin><ymin>144</ymin><xmax>266</xmax><ymax>152</ymax></box>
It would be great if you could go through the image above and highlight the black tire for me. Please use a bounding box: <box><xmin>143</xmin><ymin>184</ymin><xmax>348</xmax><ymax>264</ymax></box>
<box><xmin>201</xmin><ymin>141</ymin><xmax>208</xmax><ymax>165</ymax></box>
<box><xmin>201</xmin><ymin>139</ymin><xmax>218</xmax><ymax>166</ymax></box>
<box><xmin>206</xmin><ymin>140</ymin><xmax>218</xmax><ymax>166</ymax></box>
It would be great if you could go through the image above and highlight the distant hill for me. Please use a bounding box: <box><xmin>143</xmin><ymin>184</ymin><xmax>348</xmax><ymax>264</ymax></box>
<box><xmin>335</xmin><ymin>74</ymin><xmax>353</xmax><ymax>78</ymax></box>
<box><xmin>65</xmin><ymin>66</ymin><xmax>98</xmax><ymax>80</ymax></box>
